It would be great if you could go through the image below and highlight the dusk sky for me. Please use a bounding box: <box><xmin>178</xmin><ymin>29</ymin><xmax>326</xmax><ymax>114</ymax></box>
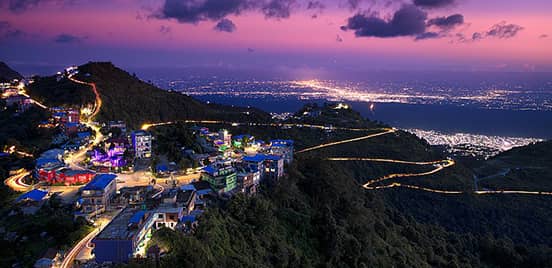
<box><xmin>1</xmin><ymin>0</ymin><xmax>551</xmax><ymax>76</ymax></box>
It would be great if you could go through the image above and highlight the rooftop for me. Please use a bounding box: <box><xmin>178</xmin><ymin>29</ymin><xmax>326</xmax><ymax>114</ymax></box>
<box><xmin>243</xmin><ymin>154</ymin><xmax>282</xmax><ymax>163</ymax></box>
<box><xmin>83</xmin><ymin>174</ymin><xmax>116</xmax><ymax>191</ymax></box>
<box><xmin>16</xmin><ymin>189</ymin><xmax>48</xmax><ymax>202</ymax></box>
<box><xmin>95</xmin><ymin>208</ymin><xmax>150</xmax><ymax>240</ymax></box>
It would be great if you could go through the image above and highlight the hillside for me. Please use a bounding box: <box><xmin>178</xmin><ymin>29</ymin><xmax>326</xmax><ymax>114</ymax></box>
<box><xmin>142</xmin><ymin>124</ymin><xmax>552</xmax><ymax>267</ymax></box>
<box><xmin>77</xmin><ymin>62</ymin><xmax>271</xmax><ymax>128</ymax></box>
<box><xmin>28</xmin><ymin>62</ymin><xmax>271</xmax><ymax>129</ymax></box>
<box><xmin>0</xmin><ymin>62</ymin><xmax>22</xmax><ymax>82</ymax></box>
<box><xmin>140</xmin><ymin>110</ymin><xmax>552</xmax><ymax>267</ymax></box>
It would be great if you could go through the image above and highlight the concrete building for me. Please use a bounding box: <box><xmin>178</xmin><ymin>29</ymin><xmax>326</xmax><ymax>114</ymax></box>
<box><xmin>92</xmin><ymin>208</ymin><xmax>154</xmax><ymax>263</ymax></box>
<box><xmin>236</xmin><ymin>168</ymin><xmax>259</xmax><ymax>196</ymax></box>
<box><xmin>242</xmin><ymin>154</ymin><xmax>284</xmax><ymax>181</ymax></box>
<box><xmin>201</xmin><ymin>164</ymin><xmax>237</xmax><ymax>193</ymax></box>
<box><xmin>131</xmin><ymin>130</ymin><xmax>152</xmax><ymax>159</ymax></box>
<box><xmin>80</xmin><ymin>174</ymin><xmax>117</xmax><ymax>218</ymax></box>
<box><xmin>270</xmin><ymin>139</ymin><xmax>294</xmax><ymax>164</ymax></box>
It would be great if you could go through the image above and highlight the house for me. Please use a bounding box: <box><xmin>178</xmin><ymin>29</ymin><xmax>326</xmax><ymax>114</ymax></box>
<box><xmin>16</xmin><ymin>189</ymin><xmax>49</xmax><ymax>215</ymax></box>
<box><xmin>131</xmin><ymin>130</ymin><xmax>152</xmax><ymax>159</ymax></box>
<box><xmin>108</xmin><ymin>121</ymin><xmax>127</xmax><ymax>133</ymax></box>
<box><xmin>153</xmin><ymin>188</ymin><xmax>196</xmax><ymax>231</ymax></box>
<box><xmin>67</xmin><ymin>109</ymin><xmax>79</xmax><ymax>123</ymax></box>
<box><xmin>261</xmin><ymin>154</ymin><xmax>284</xmax><ymax>181</ymax></box>
<box><xmin>236</xmin><ymin>168</ymin><xmax>260</xmax><ymax>196</ymax></box>
<box><xmin>50</xmin><ymin>168</ymin><xmax>95</xmax><ymax>185</ymax></box>
<box><xmin>92</xmin><ymin>208</ymin><xmax>154</xmax><ymax>263</ymax></box>
<box><xmin>80</xmin><ymin>174</ymin><xmax>117</xmax><ymax>218</ymax></box>
<box><xmin>64</xmin><ymin>122</ymin><xmax>79</xmax><ymax>136</ymax></box>
<box><xmin>232</xmin><ymin>134</ymin><xmax>254</xmax><ymax>148</ymax></box>
<box><xmin>201</xmin><ymin>164</ymin><xmax>237</xmax><ymax>194</ymax></box>
<box><xmin>119</xmin><ymin>186</ymin><xmax>153</xmax><ymax>206</ymax></box>
<box><xmin>35</xmin><ymin>149</ymin><xmax>65</xmax><ymax>181</ymax></box>
<box><xmin>270</xmin><ymin>139</ymin><xmax>294</xmax><ymax>164</ymax></box>
<box><xmin>242</xmin><ymin>154</ymin><xmax>284</xmax><ymax>181</ymax></box>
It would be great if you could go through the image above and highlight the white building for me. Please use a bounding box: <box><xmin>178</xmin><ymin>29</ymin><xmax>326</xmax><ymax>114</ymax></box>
<box><xmin>131</xmin><ymin>130</ymin><xmax>152</xmax><ymax>158</ymax></box>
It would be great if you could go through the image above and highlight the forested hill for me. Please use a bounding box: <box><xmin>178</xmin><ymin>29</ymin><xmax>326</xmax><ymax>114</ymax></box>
<box><xmin>29</xmin><ymin>62</ymin><xmax>271</xmax><ymax>128</ymax></box>
<box><xmin>0</xmin><ymin>62</ymin><xmax>22</xmax><ymax>82</ymax></box>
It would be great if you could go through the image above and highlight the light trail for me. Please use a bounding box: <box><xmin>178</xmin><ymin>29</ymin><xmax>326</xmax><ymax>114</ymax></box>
<box><xmin>328</xmin><ymin>158</ymin><xmax>552</xmax><ymax>196</ymax></box>
<box><xmin>68</xmin><ymin>74</ymin><xmax>102</xmax><ymax>122</ymax></box>
<box><xmin>66</xmin><ymin>74</ymin><xmax>105</xmax><ymax>169</ymax></box>
<box><xmin>4</xmin><ymin>169</ymin><xmax>32</xmax><ymax>192</ymax></box>
<box><xmin>151</xmin><ymin>183</ymin><xmax>165</xmax><ymax>199</ymax></box>
<box><xmin>61</xmin><ymin>228</ymin><xmax>99</xmax><ymax>268</ymax></box>
<box><xmin>141</xmin><ymin>120</ymin><xmax>380</xmax><ymax>132</ymax></box>
<box><xmin>296</xmin><ymin>128</ymin><xmax>396</xmax><ymax>154</ymax></box>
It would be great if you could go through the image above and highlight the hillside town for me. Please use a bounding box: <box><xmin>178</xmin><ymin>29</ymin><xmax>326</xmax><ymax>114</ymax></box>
<box><xmin>2</xmin><ymin>70</ymin><xmax>295</xmax><ymax>266</ymax></box>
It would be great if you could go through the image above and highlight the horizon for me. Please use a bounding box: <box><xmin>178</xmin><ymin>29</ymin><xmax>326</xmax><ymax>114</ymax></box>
<box><xmin>1</xmin><ymin>0</ymin><xmax>552</xmax><ymax>76</ymax></box>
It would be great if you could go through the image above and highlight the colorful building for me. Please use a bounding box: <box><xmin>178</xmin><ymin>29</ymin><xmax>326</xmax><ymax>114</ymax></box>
<box><xmin>201</xmin><ymin>164</ymin><xmax>237</xmax><ymax>193</ymax></box>
<box><xmin>270</xmin><ymin>139</ymin><xmax>294</xmax><ymax>164</ymax></box>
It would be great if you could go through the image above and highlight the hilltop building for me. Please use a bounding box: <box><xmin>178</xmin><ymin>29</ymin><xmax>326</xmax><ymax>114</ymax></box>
<box><xmin>80</xmin><ymin>174</ymin><xmax>117</xmax><ymax>218</ymax></box>
<box><xmin>131</xmin><ymin>130</ymin><xmax>152</xmax><ymax>159</ymax></box>
<box><xmin>92</xmin><ymin>208</ymin><xmax>154</xmax><ymax>263</ymax></box>
<box><xmin>201</xmin><ymin>164</ymin><xmax>237</xmax><ymax>194</ymax></box>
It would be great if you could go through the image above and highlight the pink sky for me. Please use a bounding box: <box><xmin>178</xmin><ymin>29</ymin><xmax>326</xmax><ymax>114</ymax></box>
<box><xmin>1</xmin><ymin>0</ymin><xmax>551</xmax><ymax>72</ymax></box>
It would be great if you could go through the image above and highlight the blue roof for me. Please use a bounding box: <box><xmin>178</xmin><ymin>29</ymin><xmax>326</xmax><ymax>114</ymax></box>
<box><xmin>83</xmin><ymin>174</ymin><xmax>116</xmax><ymax>191</ymax></box>
<box><xmin>202</xmin><ymin>165</ymin><xmax>217</xmax><ymax>175</ymax></box>
<box><xmin>180</xmin><ymin>184</ymin><xmax>196</xmax><ymax>191</ymax></box>
<box><xmin>243</xmin><ymin>154</ymin><xmax>282</xmax><ymax>163</ymax></box>
<box><xmin>196</xmin><ymin>189</ymin><xmax>212</xmax><ymax>196</ymax></box>
<box><xmin>271</xmin><ymin>139</ymin><xmax>294</xmax><ymax>147</ymax></box>
<box><xmin>53</xmin><ymin>112</ymin><xmax>66</xmax><ymax>117</ymax></box>
<box><xmin>233</xmin><ymin>134</ymin><xmax>252</xmax><ymax>140</ymax></box>
<box><xmin>243</xmin><ymin>154</ymin><xmax>266</xmax><ymax>163</ymax></box>
<box><xmin>65</xmin><ymin>122</ymin><xmax>79</xmax><ymax>128</ymax></box>
<box><xmin>180</xmin><ymin>215</ymin><xmax>196</xmax><ymax>223</ymax></box>
<box><xmin>156</xmin><ymin>164</ymin><xmax>169</xmax><ymax>172</ymax></box>
<box><xmin>129</xmin><ymin>210</ymin><xmax>146</xmax><ymax>224</ymax></box>
<box><xmin>16</xmin><ymin>189</ymin><xmax>48</xmax><ymax>202</ymax></box>
<box><xmin>264</xmin><ymin>154</ymin><xmax>282</xmax><ymax>161</ymax></box>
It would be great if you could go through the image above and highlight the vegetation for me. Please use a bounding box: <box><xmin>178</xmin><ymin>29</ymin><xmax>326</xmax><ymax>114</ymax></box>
<box><xmin>0</xmin><ymin>105</ymin><xmax>53</xmax><ymax>154</ymax></box>
<box><xmin>77</xmin><ymin>62</ymin><xmax>271</xmax><ymax>128</ymax></box>
<box><xmin>0</xmin><ymin>61</ymin><xmax>22</xmax><ymax>82</ymax></box>
<box><xmin>138</xmin><ymin>111</ymin><xmax>552</xmax><ymax>267</ymax></box>
<box><xmin>0</xmin><ymin>190</ymin><xmax>93</xmax><ymax>267</ymax></box>
<box><xmin>29</xmin><ymin>75</ymin><xmax>94</xmax><ymax>107</ymax></box>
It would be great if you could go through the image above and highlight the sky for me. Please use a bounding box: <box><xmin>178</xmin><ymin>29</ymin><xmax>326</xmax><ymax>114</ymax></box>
<box><xmin>0</xmin><ymin>0</ymin><xmax>551</xmax><ymax>77</ymax></box>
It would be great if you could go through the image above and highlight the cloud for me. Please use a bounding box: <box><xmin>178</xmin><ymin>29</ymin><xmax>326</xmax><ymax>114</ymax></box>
<box><xmin>486</xmin><ymin>22</ymin><xmax>523</xmax><ymax>39</ymax></box>
<box><xmin>470</xmin><ymin>21</ymin><xmax>523</xmax><ymax>41</ymax></box>
<box><xmin>53</xmin><ymin>33</ymin><xmax>85</xmax><ymax>44</ymax></box>
<box><xmin>0</xmin><ymin>20</ymin><xmax>25</xmax><ymax>40</ymax></box>
<box><xmin>1</xmin><ymin>0</ymin><xmax>71</xmax><ymax>13</ymax></box>
<box><xmin>155</xmin><ymin>0</ymin><xmax>255</xmax><ymax>24</ymax></box>
<box><xmin>159</xmin><ymin>25</ymin><xmax>171</xmax><ymax>34</ymax></box>
<box><xmin>262</xmin><ymin>0</ymin><xmax>296</xmax><ymax>19</ymax></box>
<box><xmin>307</xmin><ymin>0</ymin><xmax>325</xmax><ymax>18</ymax></box>
<box><xmin>427</xmin><ymin>14</ymin><xmax>464</xmax><ymax>29</ymax></box>
<box><xmin>539</xmin><ymin>34</ymin><xmax>548</xmax><ymax>39</ymax></box>
<box><xmin>341</xmin><ymin>4</ymin><xmax>427</xmax><ymax>38</ymax></box>
<box><xmin>247</xmin><ymin>47</ymin><xmax>255</xmax><ymax>52</ymax></box>
<box><xmin>413</xmin><ymin>0</ymin><xmax>455</xmax><ymax>9</ymax></box>
<box><xmin>415</xmin><ymin>31</ymin><xmax>440</xmax><ymax>40</ymax></box>
<box><xmin>455</xmin><ymin>21</ymin><xmax>524</xmax><ymax>43</ymax></box>
<box><xmin>214</xmin><ymin>18</ymin><xmax>237</xmax><ymax>32</ymax></box>
<box><xmin>336</xmin><ymin>34</ymin><xmax>343</xmax><ymax>42</ymax></box>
